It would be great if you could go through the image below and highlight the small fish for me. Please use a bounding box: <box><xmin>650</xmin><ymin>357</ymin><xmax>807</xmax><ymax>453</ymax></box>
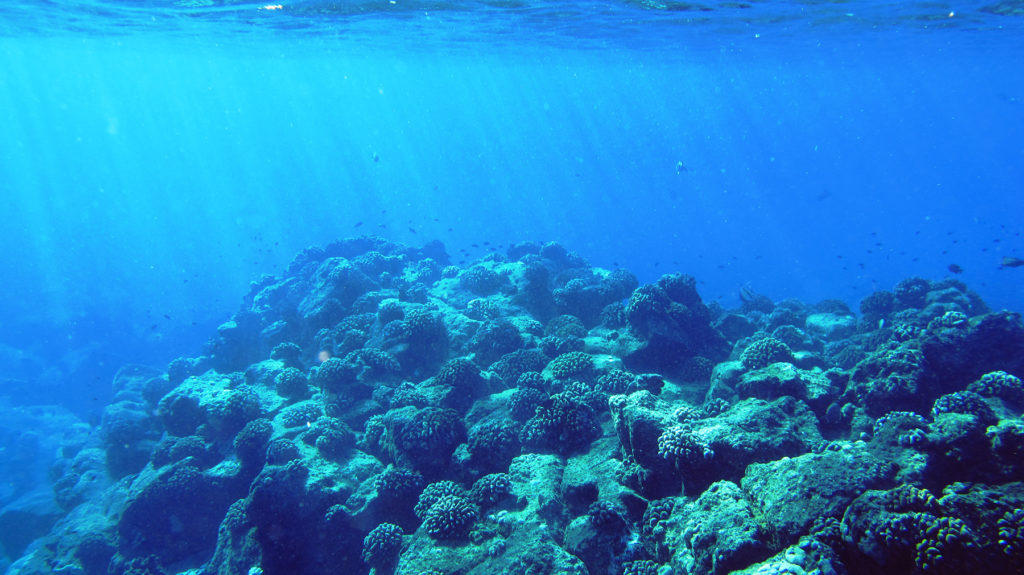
<box><xmin>948</xmin><ymin>263</ymin><xmax>964</xmax><ymax>274</ymax></box>
<box><xmin>354</xmin><ymin>221</ymin><xmax>363</xmax><ymax>228</ymax></box>
<box><xmin>676</xmin><ymin>161</ymin><xmax>688</xmax><ymax>174</ymax></box>
<box><xmin>408</xmin><ymin>227</ymin><xmax>417</xmax><ymax>234</ymax></box>
<box><xmin>1000</xmin><ymin>256</ymin><xmax>1024</xmax><ymax>269</ymax></box>
<box><xmin>372</xmin><ymin>153</ymin><xmax>380</xmax><ymax>163</ymax></box>
<box><xmin>738</xmin><ymin>286</ymin><xmax>754</xmax><ymax>302</ymax></box>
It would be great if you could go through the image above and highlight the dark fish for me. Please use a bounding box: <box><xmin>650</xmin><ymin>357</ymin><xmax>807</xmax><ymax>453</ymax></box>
<box><xmin>408</xmin><ymin>227</ymin><xmax>417</xmax><ymax>234</ymax></box>
<box><xmin>738</xmin><ymin>286</ymin><xmax>756</xmax><ymax>303</ymax></box>
<box><xmin>354</xmin><ymin>221</ymin><xmax>363</xmax><ymax>228</ymax></box>
<box><xmin>948</xmin><ymin>263</ymin><xmax>964</xmax><ymax>274</ymax></box>
<box><xmin>1000</xmin><ymin>256</ymin><xmax>1024</xmax><ymax>269</ymax></box>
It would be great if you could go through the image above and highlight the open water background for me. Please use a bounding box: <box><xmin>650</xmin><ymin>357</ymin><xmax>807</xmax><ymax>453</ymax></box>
<box><xmin>1</xmin><ymin>0</ymin><xmax>1023</xmax><ymax>414</ymax></box>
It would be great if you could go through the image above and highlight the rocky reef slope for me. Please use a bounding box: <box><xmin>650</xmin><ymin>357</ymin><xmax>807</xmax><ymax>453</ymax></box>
<box><xmin>11</xmin><ymin>236</ymin><xmax>1024</xmax><ymax>575</ymax></box>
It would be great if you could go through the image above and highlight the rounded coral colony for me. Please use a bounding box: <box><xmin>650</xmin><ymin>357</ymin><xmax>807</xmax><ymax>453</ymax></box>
<box><xmin>422</xmin><ymin>495</ymin><xmax>478</xmax><ymax>540</ymax></box>
<box><xmin>739</xmin><ymin>336</ymin><xmax>794</xmax><ymax>370</ymax></box>
<box><xmin>361</xmin><ymin>522</ymin><xmax>403</xmax><ymax>566</ymax></box>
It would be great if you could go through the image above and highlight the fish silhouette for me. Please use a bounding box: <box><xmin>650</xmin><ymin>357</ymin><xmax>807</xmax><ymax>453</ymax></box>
<box><xmin>1000</xmin><ymin>256</ymin><xmax>1024</xmax><ymax>269</ymax></box>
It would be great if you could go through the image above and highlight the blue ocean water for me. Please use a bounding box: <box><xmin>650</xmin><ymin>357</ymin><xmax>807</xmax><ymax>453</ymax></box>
<box><xmin>0</xmin><ymin>1</ymin><xmax>1022</xmax><ymax>569</ymax></box>
<box><xmin>3</xmin><ymin>0</ymin><xmax>1022</xmax><ymax>415</ymax></box>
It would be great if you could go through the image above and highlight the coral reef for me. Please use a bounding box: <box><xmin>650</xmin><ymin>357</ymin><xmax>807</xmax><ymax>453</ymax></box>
<box><xmin>14</xmin><ymin>237</ymin><xmax>1024</xmax><ymax>575</ymax></box>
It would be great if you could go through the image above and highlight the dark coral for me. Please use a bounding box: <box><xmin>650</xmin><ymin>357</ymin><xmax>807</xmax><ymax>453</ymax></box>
<box><xmin>546</xmin><ymin>314</ymin><xmax>588</xmax><ymax>339</ymax></box>
<box><xmin>997</xmin><ymin>508</ymin><xmax>1024</xmax><ymax>558</ymax></box>
<box><xmin>894</xmin><ymin>277</ymin><xmax>931</xmax><ymax>310</ymax></box>
<box><xmin>491</xmin><ymin>349</ymin><xmax>549</xmax><ymax>386</ymax></box>
<box><xmin>167</xmin><ymin>357</ymin><xmax>194</xmax><ymax>386</ymax></box>
<box><xmin>919</xmin><ymin>311</ymin><xmax>1024</xmax><ymax>396</ymax></box>
<box><xmin>233</xmin><ymin>418</ymin><xmax>273</xmax><ymax>468</ymax></box>
<box><xmin>422</xmin><ymin>495</ymin><xmax>478</xmax><ymax>540</ymax></box>
<box><xmin>265</xmin><ymin>438</ymin><xmax>301</xmax><ymax>465</ymax></box>
<box><xmin>117</xmin><ymin>460</ymin><xmax>242</xmax><ymax>566</ymax></box>
<box><xmin>415</xmin><ymin>481</ymin><xmax>468</xmax><ymax>519</ymax></box>
<box><xmin>151</xmin><ymin>435</ymin><xmax>210</xmax><ymax>469</ymax></box>
<box><xmin>270</xmin><ymin>341</ymin><xmax>304</xmax><ymax>368</ymax></box>
<box><xmin>435</xmin><ymin>358</ymin><xmax>485</xmax><ymax>395</ymax></box>
<box><xmin>641</xmin><ymin>497</ymin><xmax>675</xmax><ymax>561</ymax></box>
<box><xmin>274</xmin><ymin>367</ymin><xmax>310</xmax><ymax>400</ymax></box>
<box><xmin>587</xmin><ymin>500</ymin><xmax>628</xmax><ymax>535</ymax></box>
<box><xmin>459</xmin><ymin>266</ymin><xmax>506</xmax><ymax>295</ymax></box>
<box><xmin>386</xmin><ymin>406</ymin><xmax>466</xmax><ymax>474</ymax></box>
<box><xmin>547</xmin><ymin>351</ymin><xmax>595</xmax><ymax>381</ymax></box>
<box><xmin>204</xmin><ymin>386</ymin><xmax>262</xmax><ymax>439</ymax></box>
<box><xmin>540</xmin><ymin>334</ymin><xmax>585</xmax><ymax>357</ymax></box>
<box><xmin>967</xmin><ymin>370</ymin><xmax>1024</xmax><ymax>406</ymax></box>
<box><xmin>846</xmin><ymin>344</ymin><xmax>929</xmax><ymax>416</ymax></box>
<box><xmin>467</xmin><ymin>420</ymin><xmax>521</xmax><ymax>472</ymax></box>
<box><xmin>739</xmin><ymin>336</ymin><xmax>795</xmax><ymax>370</ymax></box>
<box><xmin>623</xmin><ymin>273</ymin><xmax>729</xmax><ymax>376</ymax></box>
<box><xmin>375</xmin><ymin>466</ymin><xmax>425</xmax><ymax>504</ymax></box>
<box><xmin>931</xmin><ymin>390</ymin><xmax>998</xmax><ymax>427</ymax></box>
<box><xmin>622</xmin><ymin>560</ymin><xmax>660</xmax><ymax>575</ymax></box>
<box><xmin>387</xmin><ymin>382</ymin><xmax>429</xmax><ymax>409</ymax></box>
<box><xmin>101</xmin><ymin>400</ymin><xmax>161</xmax><ymax>477</ymax></box>
<box><xmin>469</xmin><ymin>319</ymin><xmax>523</xmax><ymax>367</ymax></box>
<box><xmin>394</xmin><ymin>306</ymin><xmax>450</xmax><ymax>375</ymax></box>
<box><xmin>520</xmin><ymin>391</ymin><xmax>600</xmax><ymax>455</ymax></box>
<box><xmin>300</xmin><ymin>416</ymin><xmax>356</xmax><ymax>459</ymax></box>
<box><xmin>279</xmin><ymin>401</ymin><xmax>323</xmax><ymax>428</ymax></box>
<box><xmin>509</xmin><ymin>387</ymin><xmax>548</xmax><ymax>421</ymax></box>
<box><xmin>657</xmin><ymin>424</ymin><xmax>713</xmax><ymax>468</ymax></box>
<box><xmin>470</xmin><ymin>473</ymin><xmax>514</xmax><ymax>509</ymax></box>
<box><xmin>860</xmin><ymin>290</ymin><xmax>895</xmax><ymax>323</ymax></box>
<box><xmin>595</xmin><ymin>369</ymin><xmax>639</xmax><ymax>394</ymax></box>
<box><xmin>313</xmin><ymin>357</ymin><xmax>357</xmax><ymax>394</ymax></box>
<box><xmin>361</xmin><ymin>523</ymin><xmax>403</xmax><ymax>567</ymax></box>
